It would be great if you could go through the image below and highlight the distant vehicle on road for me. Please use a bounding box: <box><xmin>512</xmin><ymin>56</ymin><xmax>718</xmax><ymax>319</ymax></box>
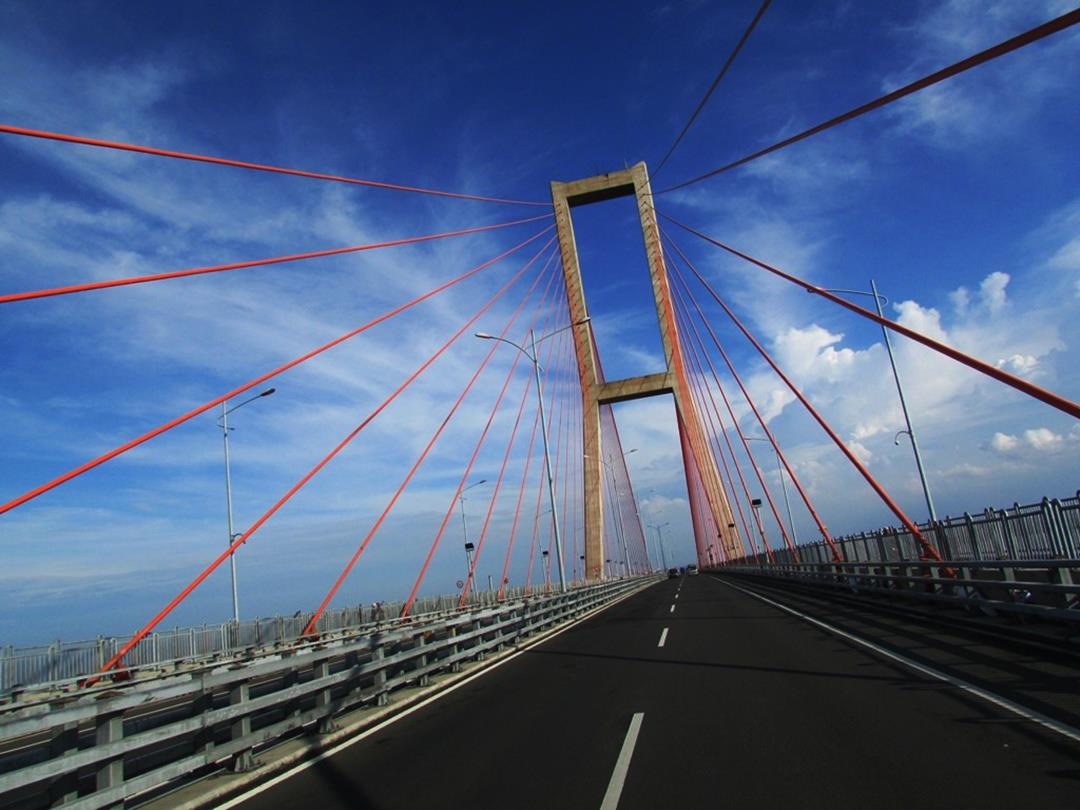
<box><xmin>667</xmin><ymin>568</ymin><xmax>680</xmax><ymax>579</ymax></box>
<box><xmin>687</xmin><ymin>564</ymin><xmax>699</xmax><ymax>576</ymax></box>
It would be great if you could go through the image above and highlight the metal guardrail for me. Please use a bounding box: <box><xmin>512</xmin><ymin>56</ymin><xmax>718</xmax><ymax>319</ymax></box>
<box><xmin>0</xmin><ymin>577</ymin><xmax>654</xmax><ymax>810</ymax></box>
<box><xmin>0</xmin><ymin>586</ymin><xmax>531</xmax><ymax>694</ymax></box>
<box><xmin>732</xmin><ymin>493</ymin><xmax>1079</xmax><ymax>567</ymax></box>
<box><xmin>723</xmin><ymin>559</ymin><xmax>1080</xmax><ymax>624</ymax></box>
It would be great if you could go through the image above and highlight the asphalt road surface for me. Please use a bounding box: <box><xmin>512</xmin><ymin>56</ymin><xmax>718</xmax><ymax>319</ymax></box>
<box><xmin>226</xmin><ymin>573</ymin><xmax>1080</xmax><ymax>810</ymax></box>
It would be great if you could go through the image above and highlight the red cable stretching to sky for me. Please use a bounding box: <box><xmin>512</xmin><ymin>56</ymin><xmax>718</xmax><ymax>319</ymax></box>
<box><xmin>457</xmin><ymin>342</ymin><xmax>539</xmax><ymax>606</ymax></box>
<box><xmin>661</xmin><ymin>229</ymin><xmax>945</xmax><ymax>563</ymax></box>
<box><xmin>495</xmin><ymin>295</ymin><xmax>569</xmax><ymax>600</ymax></box>
<box><xmin>0</xmin><ymin>226</ymin><xmax>553</xmax><ymax>518</ymax></box>
<box><xmin>679</xmin><ymin>338</ymin><xmax>754</xmax><ymax>561</ymax></box>
<box><xmin>663</xmin><ymin>215</ymin><xmax>1080</xmax><ymax>421</ymax></box>
<box><xmin>673</xmin><ymin>288</ymin><xmax>765</xmax><ymax>560</ymax></box>
<box><xmin>670</xmin><ymin>289</ymin><xmax>791</xmax><ymax>560</ymax></box>
<box><xmin>669</xmin><ymin>261</ymin><xmax>842</xmax><ymax>563</ymax></box>
<box><xmin>652</xmin><ymin>0</ymin><xmax>772</xmax><ymax>178</ymax></box>
<box><xmin>89</xmin><ymin>238</ymin><xmax>554</xmax><ymax>682</ymax></box>
<box><xmin>457</xmin><ymin>270</ymin><xmax>566</xmax><ymax>606</ymax></box>
<box><xmin>396</xmin><ymin>263</ymin><xmax>564</xmax><ymax>617</ymax></box>
<box><xmin>659</xmin><ymin>9</ymin><xmax>1080</xmax><ymax>193</ymax></box>
<box><xmin>304</xmin><ymin>245</ymin><xmax>558</xmax><ymax>634</ymax></box>
<box><xmin>524</xmin><ymin>329</ymin><xmax>574</xmax><ymax>594</ymax></box>
<box><xmin>0</xmin><ymin>214</ymin><xmax>552</xmax><ymax>304</ymax></box>
<box><xmin>0</xmin><ymin>123</ymin><xmax>551</xmax><ymax>207</ymax></box>
<box><xmin>444</xmin><ymin>263</ymin><xmax>561</xmax><ymax>608</ymax></box>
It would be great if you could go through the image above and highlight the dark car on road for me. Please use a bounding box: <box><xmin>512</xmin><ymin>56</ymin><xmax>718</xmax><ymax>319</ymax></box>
<box><xmin>667</xmin><ymin>567</ymin><xmax>680</xmax><ymax>578</ymax></box>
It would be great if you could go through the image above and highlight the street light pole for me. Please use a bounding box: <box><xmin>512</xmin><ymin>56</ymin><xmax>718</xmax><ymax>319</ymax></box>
<box><xmin>531</xmin><ymin>328</ymin><xmax>567</xmax><ymax>593</ymax></box>
<box><xmin>871</xmin><ymin>279</ymin><xmax>937</xmax><ymax>523</ymax></box>
<box><xmin>476</xmin><ymin>319</ymin><xmax>589</xmax><ymax>593</ymax></box>
<box><xmin>749</xmin><ymin>497</ymin><xmax>771</xmax><ymax>564</ymax></box>
<box><xmin>648</xmin><ymin>522</ymin><xmax>670</xmax><ymax>569</ymax></box>
<box><xmin>458</xmin><ymin>478</ymin><xmax>487</xmax><ymax>584</ymax></box>
<box><xmin>587</xmin><ymin>450</ymin><xmax>637</xmax><ymax>578</ymax></box>
<box><xmin>218</xmin><ymin>387</ymin><xmax>276</xmax><ymax>623</ymax></box>
<box><xmin>811</xmin><ymin>281</ymin><xmax>937</xmax><ymax>522</ymax></box>
<box><xmin>746</xmin><ymin>437</ymin><xmax>798</xmax><ymax>545</ymax></box>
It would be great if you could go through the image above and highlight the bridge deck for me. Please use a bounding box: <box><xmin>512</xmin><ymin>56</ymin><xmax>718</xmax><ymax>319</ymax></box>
<box><xmin>217</xmin><ymin>574</ymin><xmax>1080</xmax><ymax>810</ymax></box>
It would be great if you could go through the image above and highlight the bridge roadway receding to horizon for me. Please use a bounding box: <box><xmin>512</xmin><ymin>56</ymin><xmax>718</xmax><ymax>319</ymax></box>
<box><xmin>183</xmin><ymin>573</ymin><xmax>1080</xmax><ymax>810</ymax></box>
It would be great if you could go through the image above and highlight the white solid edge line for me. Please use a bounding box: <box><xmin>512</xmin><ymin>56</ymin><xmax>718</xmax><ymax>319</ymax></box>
<box><xmin>658</xmin><ymin>627</ymin><xmax>669</xmax><ymax>648</ymax></box>
<box><xmin>217</xmin><ymin>586</ymin><xmax>648</xmax><ymax>809</ymax></box>
<box><xmin>712</xmin><ymin>575</ymin><xmax>1080</xmax><ymax>746</ymax></box>
<box><xmin>599</xmin><ymin>712</ymin><xmax>645</xmax><ymax>810</ymax></box>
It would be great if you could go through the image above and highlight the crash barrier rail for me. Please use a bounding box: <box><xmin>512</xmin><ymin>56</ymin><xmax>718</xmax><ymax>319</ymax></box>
<box><xmin>732</xmin><ymin>494</ymin><xmax>1078</xmax><ymax>567</ymax></box>
<box><xmin>0</xmin><ymin>576</ymin><xmax>654</xmax><ymax>810</ymax></box>
<box><xmin>722</xmin><ymin>559</ymin><xmax>1080</xmax><ymax>625</ymax></box>
<box><xmin>1</xmin><ymin>586</ymin><xmax>532</xmax><ymax>694</ymax></box>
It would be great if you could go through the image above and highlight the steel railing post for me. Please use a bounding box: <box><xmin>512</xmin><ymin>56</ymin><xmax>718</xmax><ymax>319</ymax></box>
<box><xmin>94</xmin><ymin>711</ymin><xmax>124</xmax><ymax>793</ymax></box>
<box><xmin>229</xmin><ymin>683</ymin><xmax>255</xmax><ymax>772</ymax></box>
<box><xmin>315</xmin><ymin>661</ymin><xmax>338</xmax><ymax>733</ymax></box>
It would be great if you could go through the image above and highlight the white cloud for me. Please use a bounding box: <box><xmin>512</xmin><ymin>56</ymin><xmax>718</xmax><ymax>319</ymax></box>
<box><xmin>949</xmin><ymin>286</ymin><xmax>970</xmax><ymax>315</ymax></box>
<box><xmin>1047</xmin><ymin>237</ymin><xmax>1080</xmax><ymax>271</ymax></box>
<box><xmin>990</xmin><ymin>431</ymin><xmax>1019</xmax><ymax>452</ymax></box>
<box><xmin>773</xmin><ymin>324</ymin><xmax>858</xmax><ymax>384</ymax></box>
<box><xmin>979</xmin><ymin>271</ymin><xmax>1009</xmax><ymax>313</ymax></box>
<box><xmin>882</xmin><ymin>0</ymin><xmax>1078</xmax><ymax>147</ymax></box>
<box><xmin>1022</xmin><ymin>427</ymin><xmax>1064</xmax><ymax>452</ymax></box>
<box><xmin>989</xmin><ymin>426</ymin><xmax>1076</xmax><ymax>456</ymax></box>
<box><xmin>849</xmin><ymin>441</ymin><xmax>873</xmax><ymax>464</ymax></box>
<box><xmin>997</xmin><ymin>353</ymin><xmax>1038</xmax><ymax>376</ymax></box>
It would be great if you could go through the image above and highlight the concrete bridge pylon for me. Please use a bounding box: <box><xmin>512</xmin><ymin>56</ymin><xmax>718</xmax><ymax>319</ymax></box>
<box><xmin>550</xmin><ymin>162</ymin><xmax>739</xmax><ymax>579</ymax></box>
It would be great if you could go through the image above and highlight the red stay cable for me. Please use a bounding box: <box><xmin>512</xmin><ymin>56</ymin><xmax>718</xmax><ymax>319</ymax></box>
<box><xmin>556</xmin><ymin>342</ymin><xmax>576</xmax><ymax>579</ymax></box>
<box><xmin>525</xmin><ymin>326</ymin><xmax>572</xmax><ymax>593</ymax></box>
<box><xmin>456</xmin><ymin>275</ymin><xmax>566</xmax><ymax>607</ymax></box>
<box><xmin>458</xmin><ymin>372</ymin><xmax>534</xmax><ymax>607</ymax></box>
<box><xmin>543</xmin><ymin>330</ymin><xmax>576</xmax><ymax>590</ymax></box>
<box><xmin>495</xmin><ymin>287</ymin><xmax>569</xmax><ymax>600</ymax></box>
<box><xmin>570</xmin><ymin>387</ymin><xmax>584</xmax><ymax>577</ymax></box>
<box><xmin>398</xmin><ymin>260</ymin><xmax>563</xmax><ymax>617</ymax></box>
<box><xmin>653</xmin><ymin>0</ymin><xmax>773</xmax><ymax>178</ymax></box>
<box><xmin>0</xmin><ymin>123</ymin><xmax>551</xmax><ymax>207</ymax></box>
<box><xmin>496</xmin><ymin>405</ymin><xmax>542</xmax><ymax>601</ymax></box>
<box><xmin>0</xmin><ymin>226</ymin><xmax>554</xmax><ymax>518</ymax></box>
<box><xmin>0</xmin><ymin>214</ymin><xmax>551</xmax><ymax>304</ymax></box>
<box><xmin>669</xmin><ymin>255</ymin><xmax>841</xmax><ymax>563</ymax></box>
<box><xmin>672</xmin><ymin>291</ymin><xmax>785</xmax><ymax>561</ymax></box>
<box><xmin>664</xmin><ymin>230</ymin><xmax>945</xmax><ymax>563</ymax></box>
<box><xmin>638</xmin><ymin>212</ymin><xmax>732</xmax><ymax>539</ymax></box>
<box><xmin>309</xmin><ymin>247</ymin><xmax>558</xmax><ymax>632</ymax></box>
<box><xmin>678</xmin><ymin>297</ymin><xmax>772</xmax><ymax>562</ymax></box>
<box><xmin>523</xmin><ymin>453</ymin><xmax>548</xmax><ymax>596</ymax></box>
<box><xmin>663</xmin><ymin>214</ymin><xmax>1080</xmax><ymax>421</ymax></box>
<box><xmin>89</xmin><ymin>237</ymin><xmax>553</xmax><ymax>683</ymax></box>
<box><xmin>677</xmin><ymin>325</ymin><xmax>753</xmax><ymax>561</ymax></box>
<box><xmin>659</xmin><ymin>9</ymin><xmax>1080</xmax><ymax>193</ymax></box>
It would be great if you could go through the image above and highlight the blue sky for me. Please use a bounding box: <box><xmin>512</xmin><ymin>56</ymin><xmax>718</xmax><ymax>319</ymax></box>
<box><xmin>1</xmin><ymin>1</ymin><xmax>1077</xmax><ymax>645</ymax></box>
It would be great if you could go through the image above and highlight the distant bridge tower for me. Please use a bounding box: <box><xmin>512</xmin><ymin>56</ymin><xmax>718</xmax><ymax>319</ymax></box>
<box><xmin>551</xmin><ymin>162</ymin><xmax>739</xmax><ymax>579</ymax></box>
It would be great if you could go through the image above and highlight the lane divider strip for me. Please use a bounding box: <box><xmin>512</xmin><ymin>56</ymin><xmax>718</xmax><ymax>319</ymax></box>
<box><xmin>712</xmin><ymin>575</ymin><xmax>1080</xmax><ymax>745</ymax></box>
<box><xmin>599</xmin><ymin>712</ymin><xmax>645</xmax><ymax>810</ymax></box>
